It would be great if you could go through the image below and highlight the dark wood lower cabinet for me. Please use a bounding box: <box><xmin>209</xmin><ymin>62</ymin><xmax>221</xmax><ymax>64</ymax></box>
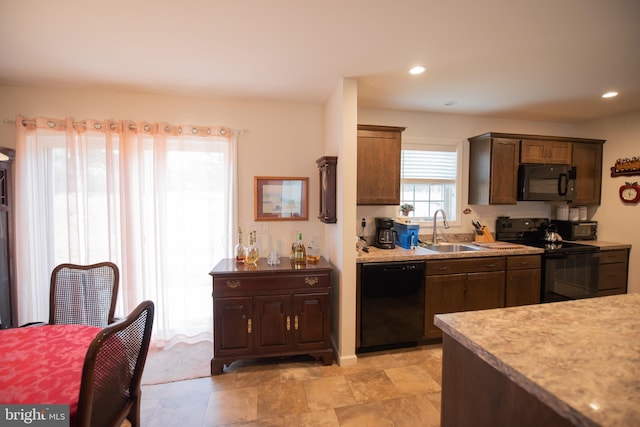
<box><xmin>425</xmin><ymin>257</ymin><xmax>506</xmax><ymax>340</ymax></box>
<box><xmin>210</xmin><ymin>257</ymin><xmax>333</xmax><ymax>375</ymax></box>
<box><xmin>598</xmin><ymin>249</ymin><xmax>629</xmax><ymax>296</ymax></box>
<box><xmin>506</xmin><ymin>255</ymin><xmax>541</xmax><ymax>306</ymax></box>
<box><xmin>425</xmin><ymin>254</ymin><xmax>543</xmax><ymax>340</ymax></box>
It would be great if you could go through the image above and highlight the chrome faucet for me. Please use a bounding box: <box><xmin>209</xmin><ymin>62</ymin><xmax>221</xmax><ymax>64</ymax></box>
<box><xmin>432</xmin><ymin>209</ymin><xmax>450</xmax><ymax>244</ymax></box>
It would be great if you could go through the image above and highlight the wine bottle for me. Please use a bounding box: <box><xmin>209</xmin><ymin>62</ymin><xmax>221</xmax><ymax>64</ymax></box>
<box><xmin>246</xmin><ymin>230</ymin><xmax>259</xmax><ymax>265</ymax></box>
<box><xmin>293</xmin><ymin>232</ymin><xmax>306</xmax><ymax>264</ymax></box>
<box><xmin>235</xmin><ymin>227</ymin><xmax>246</xmax><ymax>264</ymax></box>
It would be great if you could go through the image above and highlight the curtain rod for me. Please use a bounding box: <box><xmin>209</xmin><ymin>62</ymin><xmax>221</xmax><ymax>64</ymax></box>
<box><xmin>2</xmin><ymin>118</ymin><xmax>249</xmax><ymax>135</ymax></box>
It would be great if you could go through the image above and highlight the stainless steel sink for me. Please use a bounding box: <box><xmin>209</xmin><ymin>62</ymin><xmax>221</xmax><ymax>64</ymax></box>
<box><xmin>424</xmin><ymin>243</ymin><xmax>483</xmax><ymax>253</ymax></box>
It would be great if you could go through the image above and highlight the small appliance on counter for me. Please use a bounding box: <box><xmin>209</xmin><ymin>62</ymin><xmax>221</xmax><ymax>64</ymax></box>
<box><xmin>374</xmin><ymin>217</ymin><xmax>396</xmax><ymax>249</ymax></box>
<box><xmin>551</xmin><ymin>220</ymin><xmax>598</xmax><ymax>241</ymax></box>
<box><xmin>393</xmin><ymin>222</ymin><xmax>420</xmax><ymax>249</ymax></box>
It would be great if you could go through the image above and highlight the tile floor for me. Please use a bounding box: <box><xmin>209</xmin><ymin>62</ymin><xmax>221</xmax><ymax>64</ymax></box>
<box><xmin>137</xmin><ymin>344</ymin><xmax>442</xmax><ymax>426</ymax></box>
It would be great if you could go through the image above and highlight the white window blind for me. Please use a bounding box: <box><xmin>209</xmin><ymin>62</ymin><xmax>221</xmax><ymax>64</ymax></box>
<box><xmin>401</xmin><ymin>150</ymin><xmax>457</xmax><ymax>181</ymax></box>
<box><xmin>400</xmin><ymin>144</ymin><xmax>459</xmax><ymax>221</ymax></box>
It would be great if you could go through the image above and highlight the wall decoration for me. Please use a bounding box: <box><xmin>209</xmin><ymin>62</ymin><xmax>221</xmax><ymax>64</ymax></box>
<box><xmin>619</xmin><ymin>182</ymin><xmax>640</xmax><ymax>204</ymax></box>
<box><xmin>610</xmin><ymin>156</ymin><xmax>640</xmax><ymax>177</ymax></box>
<box><xmin>254</xmin><ymin>176</ymin><xmax>308</xmax><ymax>221</ymax></box>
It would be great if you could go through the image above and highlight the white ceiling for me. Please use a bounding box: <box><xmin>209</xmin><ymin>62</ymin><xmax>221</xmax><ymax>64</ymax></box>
<box><xmin>1</xmin><ymin>0</ymin><xmax>639</xmax><ymax>123</ymax></box>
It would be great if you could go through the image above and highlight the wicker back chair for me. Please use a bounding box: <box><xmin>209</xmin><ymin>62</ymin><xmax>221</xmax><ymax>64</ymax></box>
<box><xmin>49</xmin><ymin>262</ymin><xmax>119</xmax><ymax>327</ymax></box>
<box><xmin>75</xmin><ymin>300</ymin><xmax>154</xmax><ymax>427</ymax></box>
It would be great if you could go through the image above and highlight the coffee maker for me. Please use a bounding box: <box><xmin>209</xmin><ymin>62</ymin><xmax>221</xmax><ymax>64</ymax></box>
<box><xmin>374</xmin><ymin>217</ymin><xmax>396</xmax><ymax>249</ymax></box>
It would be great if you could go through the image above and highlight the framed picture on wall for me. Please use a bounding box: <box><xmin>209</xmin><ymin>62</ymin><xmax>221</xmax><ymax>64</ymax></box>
<box><xmin>254</xmin><ymin>176</ymin><xmax>309</xmax><ymax>221</ymax></box>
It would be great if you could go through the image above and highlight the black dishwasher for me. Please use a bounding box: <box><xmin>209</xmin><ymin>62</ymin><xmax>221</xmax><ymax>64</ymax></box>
<box><xmin>359</xmin><ymin>261</ymin><xmax>425</xmax><ymax>353</ymax></box>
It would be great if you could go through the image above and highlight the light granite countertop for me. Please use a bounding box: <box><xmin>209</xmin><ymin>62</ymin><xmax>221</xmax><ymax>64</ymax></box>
<box><xmin>356</xmin><ymin>241</ymin><xmax>543</xmax><ymax>263</ymax></box>
<box><xmin>356</xmin><ymin>240</ymin><xmax>631</xmax><ymax>263</ymax></box>
<box><xmin>570</xmin><ymin>240</ymin><xmax>632</xmax><ymax>250</ymax></box>
<box><xmin>435</xmin><ymin>293</ymin><xmax>640</xmax><ymax>427</ymax></box>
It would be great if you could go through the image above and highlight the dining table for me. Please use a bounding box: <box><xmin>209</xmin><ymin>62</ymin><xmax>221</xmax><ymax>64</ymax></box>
<box><xmin>0</xmin><ymin>324</ymin><xmax>101</xmax><ymax>424</ymax></box>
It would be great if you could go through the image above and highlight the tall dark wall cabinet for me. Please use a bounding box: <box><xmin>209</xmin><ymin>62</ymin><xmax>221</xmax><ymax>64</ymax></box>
<box><xmin>0</xmin><ymin>147</ymin><xmax>16</xmax><ymax>329</ymax></box>
<box><xmin>317</xmin><ymin>156</ymin><xmax>337</xmax><ymax>223</ymax></box>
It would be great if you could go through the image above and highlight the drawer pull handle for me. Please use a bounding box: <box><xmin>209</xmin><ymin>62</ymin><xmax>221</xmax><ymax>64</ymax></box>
<box><xmin>247</xmin><ymin>318</ymin><xmax>252</xmax><ymax>334</ymax></box>
<box><xmin>226</xmin><ymin>280</ymin><xmax>241</xmax><ymax>288</ymax></box>
<box><xmin>286</xmin><ymin>316</ymin><xmax>291</xmax><ymax>331</ymax></box>
<box><xmin>305</xmin><ymin>277</ymin><xmax>319</xmax><ymax>286</ymax></box>
<box><xmin>295</xmin><ymin>315</ymin><xmax>299</xmax><ymax>330</ymax></box>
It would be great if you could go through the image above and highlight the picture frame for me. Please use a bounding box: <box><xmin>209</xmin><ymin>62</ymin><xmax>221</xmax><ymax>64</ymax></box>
<box><xmin>254</xmin><ymin>176</ymin><xmax>309</xmax><ymax>221</ymax></box>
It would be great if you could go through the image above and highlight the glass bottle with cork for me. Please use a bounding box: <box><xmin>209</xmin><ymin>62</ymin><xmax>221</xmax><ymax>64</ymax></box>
<box><xmin>246</xmin><ymin>230</ymin><xmax>259</xmax><ymax>265</ymax></box>
<box><xmin>234</xmin><ymin>227</ymin><xmax>246</xmax><ymax>264</ymax></box>
<box><xmin>293</xmin><ymin>232</ymin><xmax>306</xmax><ymax>265</ymax></box>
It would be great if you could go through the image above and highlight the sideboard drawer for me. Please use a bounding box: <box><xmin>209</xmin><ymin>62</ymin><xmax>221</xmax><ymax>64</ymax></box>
<box><xmin>213</xmin><ymin>272</ymin><xmax>330</xmax><ymax>295</ymax></box>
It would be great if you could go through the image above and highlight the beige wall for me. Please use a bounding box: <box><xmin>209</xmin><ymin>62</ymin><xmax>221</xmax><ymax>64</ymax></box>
<box><xmin>323</xmin><ymin>78</ymin><xmax>358</xmax><ymax>366</ymax></box>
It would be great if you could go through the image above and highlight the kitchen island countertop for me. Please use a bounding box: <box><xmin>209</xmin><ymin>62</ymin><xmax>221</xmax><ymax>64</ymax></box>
<box><xmin>435</xmin><ymin>293</ymin><xmax>640</xmax><ymax>426</ymax></box>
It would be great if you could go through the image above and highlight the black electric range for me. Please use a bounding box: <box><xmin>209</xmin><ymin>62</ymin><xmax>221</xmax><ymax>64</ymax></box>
<box><xmin>496</xmin><ymin>217</ymin><xmax>599</xmax><ymax>302</ymax></box>
<box><xmin>495</xmin><ymin>217</ymin><xmax>598</xmax><ymax>254</ymax></box>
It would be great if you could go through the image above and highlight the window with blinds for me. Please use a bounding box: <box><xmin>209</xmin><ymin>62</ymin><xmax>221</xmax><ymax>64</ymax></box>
<box><xmin>400</xmin><ymin>146</ymin><xmax>458</xmax><ymax>221</ymax></box>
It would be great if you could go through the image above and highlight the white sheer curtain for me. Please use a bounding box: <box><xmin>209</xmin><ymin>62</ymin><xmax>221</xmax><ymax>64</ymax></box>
<box><xmin>14</xmin><ymin>116</ymin><xmax>237</xmax><ymax>346</ymax></box>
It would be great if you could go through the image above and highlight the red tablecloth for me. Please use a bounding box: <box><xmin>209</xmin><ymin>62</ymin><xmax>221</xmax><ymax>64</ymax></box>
<box><xmin>0</xmin><ymin>324</ymin><xmax>100</xmax><ymax>420</ymax></box>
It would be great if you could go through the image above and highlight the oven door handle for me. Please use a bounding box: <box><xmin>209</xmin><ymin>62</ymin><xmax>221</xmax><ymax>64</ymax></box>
<box><xmin>545</xmin><ymin>250</ymin><xmax>599</xmax><ymax>259</ymax></box>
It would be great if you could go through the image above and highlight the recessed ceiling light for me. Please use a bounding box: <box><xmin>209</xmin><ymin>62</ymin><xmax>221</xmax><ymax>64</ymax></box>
<box><xmin>409</xmin><ymin>66</ymin><xmax>426</xmax><ymax>75</ymax></box>
<box><xmin>602</xmin><ymin>91</ymin><xmax>618</xmax><ymax>98</ymax></box>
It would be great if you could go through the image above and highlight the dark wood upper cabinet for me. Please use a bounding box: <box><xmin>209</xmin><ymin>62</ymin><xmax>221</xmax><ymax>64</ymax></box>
<box><xmin>468</xmin><ymin>132</ymin><xmax>605</xmax><ymax>206</ymax></box>
<box><xmin>572</xmin><ymin>142</ymin><xmax>604</xmax><ymax>205</ymax></box>
<box><xmin>357</xmin><ymin>124</ymin><xmax>405</xmax><ymax>205</ymax></box>
<box><xmin>468</xmin><ymin>135</ymin><xmax>519</xmax><ymax>205</ymax></box>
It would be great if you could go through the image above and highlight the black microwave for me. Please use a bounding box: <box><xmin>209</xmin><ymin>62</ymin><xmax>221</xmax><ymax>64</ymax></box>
<box><xmin>552</xmin><ymin>220</ymin><xmax>598</xmax><ymax>240</ymax></box>
<box><xmin>518</xmin><ymin>164</ymin><xmax>576</xmax><ymax>201</ymax></box>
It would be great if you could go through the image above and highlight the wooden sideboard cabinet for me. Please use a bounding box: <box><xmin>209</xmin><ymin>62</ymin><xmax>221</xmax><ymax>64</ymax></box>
<box><xmin>425</xmin><ymin>257</ymin><xmax>506</xmax><ymax>340</ymax></box>
<box><xmin>209</xmin><ymin>257</ymin><xmax>333</xmax><ymax>375</ymax></box>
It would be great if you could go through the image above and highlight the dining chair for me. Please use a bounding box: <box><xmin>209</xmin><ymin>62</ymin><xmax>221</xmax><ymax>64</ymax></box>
<box><xmin>49</xmin><ymin>262</ymin><xmax>120</xmax><ymax>327</ymax></box>
<box><xmin>75</xmin><ymin>300</ymin><xmax>155</xmax><ymax>427</ymax></box>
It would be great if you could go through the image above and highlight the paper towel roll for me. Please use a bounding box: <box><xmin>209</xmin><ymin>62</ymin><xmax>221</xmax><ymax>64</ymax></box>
<box><xmin>556</xmin><ymin>206</ymin><xmax>569</xmax><ymax>220</ymax></box>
